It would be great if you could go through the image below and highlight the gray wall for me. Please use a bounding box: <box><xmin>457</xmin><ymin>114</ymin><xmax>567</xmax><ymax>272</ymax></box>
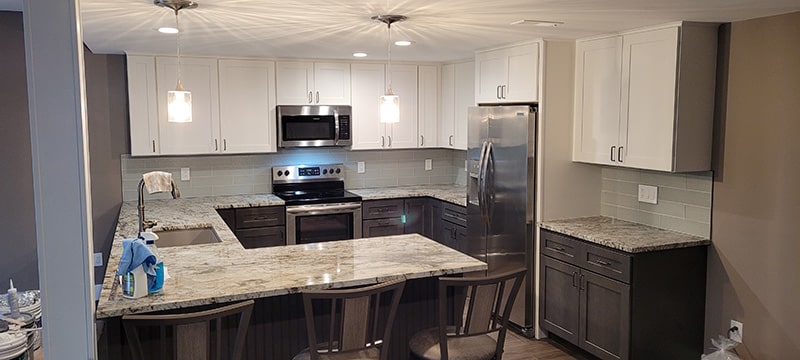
<box><xmin>705</xmin><ymin>11</ymin><xmax>800</xmax><ymax>358</ymax></box>
<box><xmin>0</xmin><ymin>11</ymin><xmax>38</xmax><ymax>290</ymax></box>
<box><xmin>0</xmin><ymin>11</ymin><xmax>127</xmax><ymax>290</ymax></box>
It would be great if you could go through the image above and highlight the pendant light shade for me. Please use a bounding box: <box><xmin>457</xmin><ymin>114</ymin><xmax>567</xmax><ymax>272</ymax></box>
<box><xmin>156</xmin><ymin>0</ymin><xmax>198</xmax><ymax>123</ymax></box>
<box><xmin>372</xmin><ymin>15</ymin><xmax>406</xmax><ymax>124</ymax></box>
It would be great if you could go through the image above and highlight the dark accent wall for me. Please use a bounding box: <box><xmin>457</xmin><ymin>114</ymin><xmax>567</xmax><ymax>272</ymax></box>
<box><xmin>0</xmin><ymin>11</ymin><xmax>127</xmax><ymax>291</ymax></box>
<box><xmin>706</xmin><ymin>11</ymin><xmax>800</xmax><ymax>358</ymax></box>
<box><xmin>0</xmin><ymin>11</ymin><xmax>38</xmax><ymax>290</ymax></box>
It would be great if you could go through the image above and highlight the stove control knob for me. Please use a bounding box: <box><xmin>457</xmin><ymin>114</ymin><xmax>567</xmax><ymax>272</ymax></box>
<box><xmin>335</xmin><ymin>168</ymin><xmax>341</xmax><ymax>174</ymax></box>
<box><xmin>277</xmin><ymin>170</ymin><xmax>283</xmax><ymax>177</ymax></box>
<box><xmin>323</xmin><ymin>169</ymin><xmax>328</xmax><ymax>175</ymax></box>
<box><xmin>285</xmin><ymin>170</ymin><xmax>290</xmax><ymax>176</ymax></box>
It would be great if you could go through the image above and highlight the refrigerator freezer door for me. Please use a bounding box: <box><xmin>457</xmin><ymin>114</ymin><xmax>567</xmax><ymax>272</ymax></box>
<box><xmin>467</xmin><ymin>107</ymin><xmax>491</xmax><ymax>264</ymax></box>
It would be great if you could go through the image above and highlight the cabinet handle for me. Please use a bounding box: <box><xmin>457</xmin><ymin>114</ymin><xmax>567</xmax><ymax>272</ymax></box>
<box><xmin>611</xmin><ymin>146</ymin><xmax>616</xmax><ymax>162</ymax></box>
<box><xmin>215</xmin><ymin>139</ymin><xmax>219</xmax><ymax>151</ymax></box>
<box><xmin>308</xmin><ymin>91</ymin><xmax>313</xmax><ymax>104</ymax></box>
<box><xmin>449</xmin><ymin>135</ymin><xmax>454</xmax><ymax>146</ymax></box>
<box><xmin>388</xmin><ymin>136</ymin><xmax>392</xmax><ymax>147</ymax></box>
<box><xmin>572</xmin><ymin>272</ymin><xmax>578</xmax><ymax>288</ymax></box>
<box><xmin>381</xmin><ymin>136</ymin><xmax>385</xmax><ymax>148</ymax></box>
<box><xmin>551</xmin><ymin>245</ymin><xmax>565</xmax><ymax>252</ymax></box>
<box><xmin>223</xmin><ymin>139</ymin><xmax>227</xmax><ymax>151</ymax></box>
<box><xmin>315</xmin><ymin>91</ymin><xmax>320</xmax><ymax>104</ymax></box>
<box><xmin>579</xmin><ymin>274</ymin><xmax>585</xmax><ymax>290</ymax></box>
<box><xmin>420</xmin><ymin>135</ymin><xmax>424</xmax><ymax>146</ymax></box>
<box><xmin>594</xmin><ymin>259</ymin><xmax>612</xmax><ymax>266</ymax></box>
<box><xmin>152</xmin><ymin>140</ymin><xmax>156</xmax><ymax>153</ymax></box>
<box><xmin>618</xmin><ymin>146</ymin><xmax>624</xmax><ymax>163</ymax></box>
<box><xmin>501</xmin><ymin>85</ymin><xmax>507</xmax><ymax>99</ymax></box>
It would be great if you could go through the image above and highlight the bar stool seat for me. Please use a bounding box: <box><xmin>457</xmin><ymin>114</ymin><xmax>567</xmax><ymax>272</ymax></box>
<box><xmin>409</xmin><ymin>327</ymin><xmax>497</xmax><ymax>360</ymax></box>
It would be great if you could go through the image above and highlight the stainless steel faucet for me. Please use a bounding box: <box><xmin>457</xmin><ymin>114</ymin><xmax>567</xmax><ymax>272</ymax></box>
<box><xmin>137</xmin><ymin>178</ymin><xmax>180</xmax><ymax>235</ymax></box>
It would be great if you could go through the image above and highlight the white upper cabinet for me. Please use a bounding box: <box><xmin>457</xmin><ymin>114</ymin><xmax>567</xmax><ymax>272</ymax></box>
<box><xmin>572</xmin><ymin>23</ymin><xmax>719</xmax><ymax>172</ymax></box>
<box><xmin>417</xmin><ymin>65</ymin><xmax>439</xmax><ymax>148</ymax></box>
<box><xmin>475</xmin><ymin>42</ymin><xmax>539</xmax><ymax>103</ymax></box>
<box><xmin>127</xmin><ymin>55</ymin><xmax>160</xmax><ymax>156</ymax></box>
<box><xmin>218</xmin><ymin>59</ymin><xmax>277</xmax><ymax>153</ymax></box>
<box><xmin>350</xmin><ymin>63</ymin><xmax>419</xmax><ymax>150</ymax></box>
<box><xmin>156</xmin><ymin>56</ymin><xmax>220</xmax><ymax>155</ymax></box>
<box><xmin>441</xmin><ymin>61</ymin><xmax>474</xmax><ymax>150</ymax></box>
<box><xmin>572</xmin><ymin>36</ymin><xmax>623</xmax><ymax>165</ymax></box>
<box><xmin>276</xmin><ymin>61</ymin><xmax>350</xmax><ymax>105</ymax></box>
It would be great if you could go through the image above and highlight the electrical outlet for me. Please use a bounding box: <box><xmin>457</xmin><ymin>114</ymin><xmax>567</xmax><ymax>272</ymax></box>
<box><xmin>357</xmin><ymin>161</ymin><xmax>365</xmax><ymax>174</ymax></box>
<box><xmin>180</xmin><ymin>167</ymin><xmax>190</xmax><ymax>181</ymax></box>
<box><xmin>425</xmin><ymin>159</ymin><xmax>432</xmax><ymax>171</ymax></box>
<box><xmin>93</xmin><ymin>252</ymin><xmax>103</xmax><ymax>267</ymax></box>
<box><xmin>638</xmin><ymin>184</ymin><xmax>658</xmax><ymax>204</ymax></box>
<box><xmin>730</xmin><ymin>320</ymin><xmax>743</xmax><ymax>343</ymax></box>
<box><xmin>95</xmin><ymin>284</ymin><xmax>102</xmax><ymax>300</ymax></box>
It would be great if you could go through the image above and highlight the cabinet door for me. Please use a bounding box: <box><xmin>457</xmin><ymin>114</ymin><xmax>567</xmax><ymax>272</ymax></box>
<box><xmin>453</xmin><ymin>225</ymin><xmax>467</xmax><ymax>253</ymax></box>
<box><xmin>276</xmin><ymin>61</ymin><xmax>314</xmax><ymax>105</ymax></box>
<box><xmin>475</xmin><ymin>50</ymin><xmax>506</xmax><ymax>103</ymax></box>
<box><xmin>439</xmin><ymin>63</ymin><xmax>455</xmax><ymax>148</ymax></box>
<box><xmin>418</xmin><ymin>65</ymin><xmax>439</xmax><ymax>148</ymax></box>
<box><xmin>430</xmin><ymin>200</ymin><xmax>443</xmax><ymax>243</ymax></box>
<box><xmin>620</xmin><ymin>27</ymin><xmax>679</xmax><ymax>171</ymax></box>
<box><xmin>403</xmin><ymin>198</ymin><xmax>430</xmax><ymax>237</ymax></box>
<box><xmin>156</xmin><ymin>56</ymin><xmax>220</xmax><ymax>155</ymax></box>
<box><xmin>235</xmin><ymin>227</ymin><xmax>285</xmax><ymax>249</ymax></box>
<box><xmin>350</xmin><ymin>63</ymin><xmax>387</xmax><ymax>149</ymax></box>
<box><xmin>387</xmin><ymin>64</ymin><xmax>418</xmax><ymax>149</ymax></box>
<box><xmin>218</xmin><ymin>59</ymin><xmax>277</xmax><ymax>153</ymax></box>
<box><xmin>540</xmin><ymin>256</ymin><xmax>581</xmax><ymax>344</ymax></box>
<box><xmin>127</xmin><ymin>55</ymin><xmax>160</xmax><ymax>156</ymax></box>
<box><xmin>439</xmin><ymin>221</ymin><xmax>459</xmax><ymax>250</ymax></box>
<box><xmin>453</xmin><ymin>61</ymin><xmax>474</xmax><ymax>150</ymax></box>
<box><xmin>504</xmin><ymin>43</ymin><xmax>539</xmax><ymax>102</ymax></box>
<box><xmin>314</xmin><ymin>62</ymin><xmax>351</xmax><ymax>105</ymax></box>
<box><xmin>363</xmin><ymin>218</ymin><xmax>404</xmax><ymax>238</ymax></box>
<box><xmin>580</xmin><ymin>270</ymin><xmax>630</xmax><ymax>360</ymax></box>
<box><xmin>572</xmin><ymin>36</ymin><xmax>623</xmax><ymax>165</ymax></box>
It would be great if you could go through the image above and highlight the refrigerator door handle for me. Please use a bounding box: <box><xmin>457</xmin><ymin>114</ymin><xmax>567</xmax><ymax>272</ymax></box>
<box><xmin>484</xmin><ymin>141</ymin><xmax>495</xmax><ymax>220</ymax></box>
<box><xmin>477</xmin><ymin>140</ymin><xmax>489</xmax><ymax>220</ymax></box>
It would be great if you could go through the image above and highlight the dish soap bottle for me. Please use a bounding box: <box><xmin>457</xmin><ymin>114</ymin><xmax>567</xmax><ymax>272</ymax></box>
<box><xmin>7</xmin><ymin>279</ymin><xmax>20</xmax><ymax>319</ymax></box>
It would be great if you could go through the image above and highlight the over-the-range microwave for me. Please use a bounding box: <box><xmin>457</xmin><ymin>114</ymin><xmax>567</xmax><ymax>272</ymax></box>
<box><xmin>277</xmin><ymin>105</ymin><xmax>352</xmax><ymax>148</ymax></box>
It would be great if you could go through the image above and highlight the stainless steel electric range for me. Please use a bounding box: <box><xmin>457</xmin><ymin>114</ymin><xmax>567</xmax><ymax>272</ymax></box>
<box><xmin>272</xmin><ymin>164</ymin><xmax>362</xmax><ymax>245</ymax></box>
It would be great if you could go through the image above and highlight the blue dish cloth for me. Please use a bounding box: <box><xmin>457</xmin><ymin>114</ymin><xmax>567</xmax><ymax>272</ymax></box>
<box><xmin>116</xmin><ymin>238</ymin><xmax>157</xmax><ymax>277</ymax></box>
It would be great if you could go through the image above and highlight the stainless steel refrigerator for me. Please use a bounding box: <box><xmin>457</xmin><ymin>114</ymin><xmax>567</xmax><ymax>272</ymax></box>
<box><xmin>466</xmin><ymin>105</ymin><xmax>537</xmax><ymax>336</ymax></box>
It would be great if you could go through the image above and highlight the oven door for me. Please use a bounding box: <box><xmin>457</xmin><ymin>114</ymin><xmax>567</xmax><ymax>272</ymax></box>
<box><xmin>285</xmin><ymin>202</ymin><xmax>362</xmax><ymax>245</ymax></box>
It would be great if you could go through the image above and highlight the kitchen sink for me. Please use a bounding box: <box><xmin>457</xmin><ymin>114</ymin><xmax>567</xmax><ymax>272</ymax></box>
<box><xmin>154</xmin><ymin>228</ymin><xmax>222</xmax><ymax>248</ymax></box>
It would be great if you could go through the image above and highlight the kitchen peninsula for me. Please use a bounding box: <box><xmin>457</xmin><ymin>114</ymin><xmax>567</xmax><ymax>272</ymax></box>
<box><xmin>96</xmin><ymin>187</ymin><xmax>482</xmax><ymax>358</ymax></box>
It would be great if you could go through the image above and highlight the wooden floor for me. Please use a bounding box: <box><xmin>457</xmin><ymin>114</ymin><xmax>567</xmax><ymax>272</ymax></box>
<box><xmin>499</xmin><ymin>331</ymin><xmax>593</xmax><ymax>360</ymax></box>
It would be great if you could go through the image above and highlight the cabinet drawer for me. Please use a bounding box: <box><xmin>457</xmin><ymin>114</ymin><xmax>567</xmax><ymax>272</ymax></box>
<box><xmin>362</xmin><ymin>199</ymin><xmax>404</xmax><ymax>219</ymax></box>
<box><xmin>363</xmin><ymin>218</ymin><xmax>404</xmax><ymax>237</ymax></box>
<box><xmin>235</xmin><ymin>206</ymin><xmax>285</xmax><ymax>229</ymax></box>
<box><xmin>541</xmin><ymin>229</ymin><xmax>581</xmax><ymax>265</ymax></box>
<box><xmin>581</xmin><ymin>242</ymin><xmax>632</xmax><ymax>284</ymax></box>
<box><xmin>441</xmin><ymin>203</ymin><xmax>467</xmax><ymax>227</ymax></box>
<box><xmin>235</xmin><ymin>227</ymin><xmax>285</xmax><ymax>248</ymax></box>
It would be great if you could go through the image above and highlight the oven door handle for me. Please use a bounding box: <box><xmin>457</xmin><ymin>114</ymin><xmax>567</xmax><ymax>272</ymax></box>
<box><xmin>286</xmin><ymin>203</ymin><xmax>361</xmax><ymax>215</ymax></box>
<box><xmin>334</xmin><ymin>109</ymin><xmax>340</xmax><ymax>144</ymax></box>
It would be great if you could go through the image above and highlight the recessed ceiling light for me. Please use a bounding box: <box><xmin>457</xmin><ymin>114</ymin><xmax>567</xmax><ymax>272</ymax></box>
<box><xmin>158</xmin><ymin>27</ymin><xmax>179</xmax><ymax>34</ymax></box>
<box><xmin>394</xmin><ymin>40</ymin><xmax>412</xmax><ymax>46</ymax></box>
<box><xmin>353</xmin><ymin>52</ymin><xmax>368</xmax><ymax>58</ymax></box>
<box><xmin>510</xmin><ymin>19</ymin><xmax>564</xmax><ymax>27</ymax></box>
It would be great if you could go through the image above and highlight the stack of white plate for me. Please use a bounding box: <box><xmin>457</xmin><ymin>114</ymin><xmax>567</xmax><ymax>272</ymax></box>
<box><xmin>0</xmin><ymin>332</ymin><xmax>27</xmax><ymax>360</ymax></box>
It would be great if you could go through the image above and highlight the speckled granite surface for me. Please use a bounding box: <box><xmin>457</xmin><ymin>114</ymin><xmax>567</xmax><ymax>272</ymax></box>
<box><xmin>349</xmin><ymin>185</ymin><xmax>467</xmax><ymax>206</ymax></box>
<box><xmin>97</xmin><ymin>192</ymin><xmax>482</xmax><ymax>319</ymax></box>
<box><xmin>540</xmin><ymin>216</ymin><xmax>710</xmax><ymax>253</ymax></box>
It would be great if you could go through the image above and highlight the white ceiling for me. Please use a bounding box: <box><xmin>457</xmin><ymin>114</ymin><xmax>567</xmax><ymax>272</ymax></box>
<box><xmin>4</xmin><ymin>0</ymin><xmax>800</xmax><ymax>62</ymax></box>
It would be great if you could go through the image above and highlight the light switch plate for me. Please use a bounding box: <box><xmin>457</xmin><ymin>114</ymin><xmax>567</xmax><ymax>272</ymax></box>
<box><xmin>638</xmin><ymin>185</ymin><xmax>658</xmax><ymax>204</ymax></box>
<box><xmin>95</xmin><ymin>284</ymin><xmax>102</xmax><ymax>301</ymax></box>
<box><xmin>425</xmin><ymin>159</ymin><xmax>432</xmax><ymax>171</ymax></box>
<box><xmin>357</xmin><ymin>161</ymin><xmax>365</xmax><ymax>174</ymax></box>
<box><xmin>180</xmin><ymin>167</ymin><xmax>190</xmax><ymax>181</ymax></box>
<box><xmin>93</xmin><ymin>252</ymin><xmax>103</xmax><ymax>267</ymax></box>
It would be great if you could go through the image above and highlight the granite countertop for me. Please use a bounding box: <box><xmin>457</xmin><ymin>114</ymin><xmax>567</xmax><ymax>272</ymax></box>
<box><xmin>540</xmin><ymin>216</ymin><xmax>710</xmax><ymax>253</ymax></box>
<box><xmin>349</xmin><ymin>184</ymin><xmax>467</xmax><ymax>206</ymax></box>
<box><xmin>96</xmin><ymin>190</ymin><xmax>482</xmax><ymax>319</ymax></box>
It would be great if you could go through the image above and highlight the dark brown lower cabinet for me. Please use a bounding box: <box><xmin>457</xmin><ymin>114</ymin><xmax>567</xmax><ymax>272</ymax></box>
<box><xmin>216</xmin><ymin>206</ymin><xmax>286</xmax><ymax>248</ymax></box>
<box><xmin>403</xmin><ymin>198</ymin><xmax>431</xmax><ymax>237</ymax></box>
<box><xmin>540</xmin><ymin>229</ymin><xmax>706</xmax><ymax>360</ymax></box>
<box><xmin>235</xmin><ymin>227</ymin><xmax>285</xmax><ymax>249</ymax></box>
<box><xmin>363</xmin><ymin>218</ymin><xmax>404</xmax><ymax>237</ymax></box>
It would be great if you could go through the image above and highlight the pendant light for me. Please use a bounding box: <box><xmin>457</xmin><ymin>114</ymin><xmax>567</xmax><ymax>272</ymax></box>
<box><xmin>372</xmin><ymin>15</ymin><xmax>407</xmax><ymax>124</ymax></box>
<box><xmin>156</xmin><ymin>0</ymin><xmax>198</xmax><ymax>123</ymax></box>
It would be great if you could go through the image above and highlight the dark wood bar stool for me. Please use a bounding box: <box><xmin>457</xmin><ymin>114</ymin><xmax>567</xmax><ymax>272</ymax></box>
<box><xmin>122</xmin><ymin>299</ymin><xmax>254</xmax><ymax>360</ymax></box>
<box><xmin>409</xmin><ymin>268</ymin><xmax>527</xmax><ymax>360</ymax></box>
<box><xmin>293</xmin><ymin>278</ymin><xmax>407</xmax><ymax>360</ymax></box>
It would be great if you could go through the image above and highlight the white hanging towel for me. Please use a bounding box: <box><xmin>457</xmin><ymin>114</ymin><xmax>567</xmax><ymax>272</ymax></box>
<box><xmin>142</xmin><ymin>171</ymin><xmax>178</xmax><ymax>197</ymax></box>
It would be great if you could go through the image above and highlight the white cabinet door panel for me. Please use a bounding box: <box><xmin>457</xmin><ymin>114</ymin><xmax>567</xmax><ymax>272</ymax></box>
<box><xmin>454</xmin><ymin>61</ymin><xmax>474</xmax><ymax>150</ymax></box>
<box><xmin>387</xmin><ymin>64</ymin><xmax>418</xmax><ymax>149</ymax></box>
<box><xmin>475</xmin><ymin>51</ymin><xmax>506</xmax><ymax>103</ymax></box>
<box><xmin>314</xmin><ymin>62</ymin><xmax>351</xmax><ymax>105</ymax></box>
<box><xmin>620</xmin><ymin>27</ymin><xmax>679</xmax><ymax>171</ymax></box>
<box><xmin>276</xmin><ymin>61</ymin><xmax>313</xmax><ymax>105</ymax></box>
<box><xmin>350</xmin><ymin>63</ymin><xmax>386</xmax><ymax>150</ymax></box>
<box><xmin>127</xmin><ymin>55</ymin><xmax>160</xmax><ymax>156</ymax></box>
<box><xmin>439</xmin><ymin>63</ymin><xmax>456</xmax><ymax>148</ymax></box>
<box><xmin>573</xmin><ymin>36</ymin><xmax>622</xmax><ymax>165</ymax></box>
<box><xmin>418</xmin><ymin>65</ymin><xmax>439</xmax><ymax>148</ymax></box>
<box><xmin>218</xmin><ymin>59</ymin><xmax>276</xmax><ymax>153</ymax></box>
<box><xmin>156</xmin><ymin>56</ymin><xmax>220</xmax><ymax>155</ymax></box>
<box><xmin>505</xmin><ymin>42</ymin><xmax>539</xmax><ymax>102</ymax></box>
